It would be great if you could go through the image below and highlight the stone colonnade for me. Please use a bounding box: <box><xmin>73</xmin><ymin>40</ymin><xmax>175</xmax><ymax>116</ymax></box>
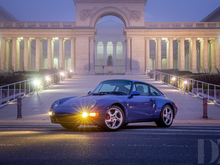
<box><xmin>0</xmin><ymin>35</ymin><xmax>220</xmax><ymax>74</ymax></box>
<box><xmin>145</xmin><ymin>37</ymin><xmax>220</xmax><ymax>73</ymax></box>
<box><xmin>0</xmin><ymin>37</ymin><xmax>76</xmax><ymax>72</ymax></box>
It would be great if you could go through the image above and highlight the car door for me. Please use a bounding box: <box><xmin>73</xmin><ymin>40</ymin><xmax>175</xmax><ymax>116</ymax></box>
<box><xmin>127</xmin><ymin>83</ymin><xmax>154</xmax><ymax>122</ymax></box>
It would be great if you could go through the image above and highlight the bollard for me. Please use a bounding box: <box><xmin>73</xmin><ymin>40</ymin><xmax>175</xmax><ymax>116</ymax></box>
<box><xmin>17</xmin><ymin>96</ymin><xmax>22</xmax><ymax>118</ymax></box>
<box><xmin>203</xmin><ymin>97</ymin><xmax>208</xmax><ymax>118</ymax></box>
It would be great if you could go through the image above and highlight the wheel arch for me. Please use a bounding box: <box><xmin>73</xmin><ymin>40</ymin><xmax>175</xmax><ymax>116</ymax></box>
<box><xmin>111</xmin><ymin>103</ymin><xmax>125</xmax><ymax>114</ymax></box>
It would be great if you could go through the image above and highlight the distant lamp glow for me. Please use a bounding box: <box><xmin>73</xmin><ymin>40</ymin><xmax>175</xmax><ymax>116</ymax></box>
<box><xmin>60</xmin><ymin>72</ymin><xmax>64</xmax><ymax>76</ymax></box>
<box><xmin>82</xmin><ymin>112</ymin><xmax>88</xmax><ymax>118</ymax></box>
<box><xmin>172</xmin><ymin>77</ymin><xmax>176</xmax><ymax>81</ymax></box>
<box><xmin>33</xmin><ymin>80</ymin><xmax>40</xmax><ymax>86</ymax></box>
<box><xmin>70</xmin><ymin>70</ymin><xmax>73</xmax><ymax>73</ymax></box>
<box><xmin>45</xmin><ymin>76</ymin><xmax>50</xmax><ymax>81</ymax></box>
<box><xmin>184</xmin><ymin>80</ymin><xmax>188</xmax><ymax>84</ymax></box>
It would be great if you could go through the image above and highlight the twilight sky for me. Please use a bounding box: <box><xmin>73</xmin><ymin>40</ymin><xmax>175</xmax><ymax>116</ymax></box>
<box><xmin>0</xmin><ymin>0</ymin><xmax>219</xmax><ymax>22</ymax></box>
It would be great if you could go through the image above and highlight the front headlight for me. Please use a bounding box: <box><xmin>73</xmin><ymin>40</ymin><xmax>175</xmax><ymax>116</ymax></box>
<box><xmin>51</xmin><ymin>100</ymin><xmax>60</xmax><ymax>109</ymax></box>
<box><xmin>88</xmin><ymin>100</ymin><xmax>97</xmax><ymax>109</ymax></box>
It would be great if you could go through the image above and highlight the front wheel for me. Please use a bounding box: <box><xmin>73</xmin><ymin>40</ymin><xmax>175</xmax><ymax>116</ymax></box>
<box><xmin>103</xmin><ymin>106</ymin><xmax>125</xmax><ymax>131</ymax></box>
<box><xmin>155</xmin><ymin>105</ymin><xmax>173</xmax><ymax>127</ymax></box>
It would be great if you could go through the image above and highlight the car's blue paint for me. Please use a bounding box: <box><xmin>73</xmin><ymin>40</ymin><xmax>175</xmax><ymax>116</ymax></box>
<box><xmin>49</xmin><ymin>79</ymin><xmax>178</xmax><ymax>126</ymax></box>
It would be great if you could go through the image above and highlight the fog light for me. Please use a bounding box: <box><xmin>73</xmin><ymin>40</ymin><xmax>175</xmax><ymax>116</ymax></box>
<box><xmin>48</xmin><ymin>111</ymin><xmax>52</xmax><ymax>116</ymax></box>
<box><xmin>82</xmin><ymin>112</ymin><xmax>88</xmax><ymax>118</ymax></box>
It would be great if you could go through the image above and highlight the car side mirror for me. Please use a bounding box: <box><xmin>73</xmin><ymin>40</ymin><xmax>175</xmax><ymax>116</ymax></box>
<box><xmin>88</xmin><ymin>91</ymin><xmax>91</xmax><ymax>95</ymax></box>
<box><xmin>129</xmin><ymin>91</ymin><xmax>140</xmax><ymax>98</ymax></box>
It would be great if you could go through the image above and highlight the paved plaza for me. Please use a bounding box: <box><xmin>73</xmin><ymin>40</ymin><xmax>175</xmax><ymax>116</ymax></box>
<box><xmin>0</xmin><ymin>75</ymin><xmax>220</xmax><ymax>127</ymax></box>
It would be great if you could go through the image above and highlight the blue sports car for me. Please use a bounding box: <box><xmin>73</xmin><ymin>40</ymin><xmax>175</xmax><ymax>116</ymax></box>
<box><xmin>49</xmin><ymin>79</ymin><xmax>178</xmax><ymax>131</ymax></box>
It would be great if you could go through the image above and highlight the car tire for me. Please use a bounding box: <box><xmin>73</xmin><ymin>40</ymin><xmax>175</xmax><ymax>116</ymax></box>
<box><xmin>103</xmin><ymin>106</ymin><xmax>125</xmax><ymax>131</ymax></box>
<box><xmin>155</xmin><ymin>105</ymin><xmax>173</xmax><ymax>127</ymax></box>
<box><xmin>61</xmin><ymin>123</ymin><xmax>80</xmax><ymax>130</ymax></box>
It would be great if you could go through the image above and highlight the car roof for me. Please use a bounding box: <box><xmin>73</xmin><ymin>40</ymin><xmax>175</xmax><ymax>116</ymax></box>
<box><xmin>100</xmin><ymin>79</ymin><xmax>164</xmax><ymax>95</ymax></box>
<box><xmin>101</xmin><ymin>79</ymin><xmax>150</xmax><ymax>85</ymax></box>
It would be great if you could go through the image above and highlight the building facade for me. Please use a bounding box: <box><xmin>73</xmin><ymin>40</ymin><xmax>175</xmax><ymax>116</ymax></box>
<box><xmin>0</xmin><ymin>0</ymin><xmax>220</xmax><ymax>74</ymax></box>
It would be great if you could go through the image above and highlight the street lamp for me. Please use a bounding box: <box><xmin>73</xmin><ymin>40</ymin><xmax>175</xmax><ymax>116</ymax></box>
<box><xmin>33</xmin><ymin>79</ymin><xmax>40</xmax><ymax>92</ymax></box>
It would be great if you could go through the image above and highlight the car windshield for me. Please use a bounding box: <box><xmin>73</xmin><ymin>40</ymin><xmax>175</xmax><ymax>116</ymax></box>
<box><xmin>92</xmin><ymin>80</ymin><xmax>132</xmax><ymax>95</ymax></box>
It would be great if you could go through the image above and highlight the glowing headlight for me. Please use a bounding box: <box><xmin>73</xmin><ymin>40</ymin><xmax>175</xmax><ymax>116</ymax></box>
<box><xmin>89</xmin><ymin>100</ymin><xmax>97</xmax><ymax>109</ymax></box>
<box><xmin>82</xmin><ymin>112</ymin><xmax>88</xmax><ymax>118</ymax></box>
<box><xmin>48</xmin><ymin>111</ymin><xmax>53</xmax><ymax>116</ymax></box>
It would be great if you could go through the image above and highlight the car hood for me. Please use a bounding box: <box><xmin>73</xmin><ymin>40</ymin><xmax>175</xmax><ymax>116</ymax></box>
<box><xmin>59</xmin><ymin>94</ymin><xmax>125</xmax><ymax>108</ymax></box>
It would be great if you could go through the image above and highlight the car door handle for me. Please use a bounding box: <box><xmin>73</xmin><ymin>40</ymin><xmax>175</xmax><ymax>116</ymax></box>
<box><xmin>150</xmin><ymin>98</ymin><xmax>154</xmax><ymax>102</ymax></box>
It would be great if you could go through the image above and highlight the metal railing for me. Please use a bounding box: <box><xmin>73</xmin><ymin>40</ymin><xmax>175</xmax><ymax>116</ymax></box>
<box><xmin>147</xmin><ymin>70</ymin><xmax>220</xmax><ymax>106</ymax></box>
<box><xmin>0</xmin><ymin>71</ymin><xmax>72</xmax><ymax>108</ymax></box>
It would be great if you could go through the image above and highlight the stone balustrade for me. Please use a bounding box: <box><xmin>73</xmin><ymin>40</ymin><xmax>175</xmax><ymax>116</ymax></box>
<box><xmin>145</xmin><ymin>22</ymin><xmax>220</xmax><ymax>28</ymax></box>
<box><xmin>0</xmin><ymin>22</ymin><xmax>219</xmax><ymax>29</ymax></box>
<box><xmin>0</xmin><ymin>22</ymin><xmax>76</xmax><ymax>28</ymax></box>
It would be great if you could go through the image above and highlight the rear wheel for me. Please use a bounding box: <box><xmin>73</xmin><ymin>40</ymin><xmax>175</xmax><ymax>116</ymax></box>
<box><xmin>60</xmin><ymin>123</ymin><xmax>80</xmax><ymax>130</ymax></box>
<box><xmin>103</xmin><ymin>106</ymin><xmax>125</xmax><ymax>131</ymax></box>
<box><xmin>155</xmin><ymin>105</ymin><xmax>173</xmax><ymax>127</ymax></box>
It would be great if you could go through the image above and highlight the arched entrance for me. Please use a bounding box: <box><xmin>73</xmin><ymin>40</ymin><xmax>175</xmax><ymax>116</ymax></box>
<box><xmin>95</xmin><ymin>16</ymin><xmax>125</xmax><ymax>75</ymax></box>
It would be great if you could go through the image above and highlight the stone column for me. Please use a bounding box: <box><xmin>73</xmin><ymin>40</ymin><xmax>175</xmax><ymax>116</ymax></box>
<box><xmin>0</xmin><ymin>37</ymin><xmax>5</xmax><ymax>72</ymax></box>
<box><xmin>177</xmin><ymin>40</ymin><xmax>180</xmax><ymax>70</ymax></box>
<box><xmin>71</xmin><ymin>37</ymin><xmax>75</xmax><ymax>73</ymax></box>
<box><xmin>156</xmin><ymin>38</ymin><xmax>162</xmax><ymax>69</ymax></box>
<box><xmin>103</xmin><ymin>41</ymin><xmax>107</xmax><ymax>66</ymax></box>
<box><xmin>113</xmin><ymin>41</ymin><xmax>117</xmax><ymax>73</ymax></box>
<box><xmin>12</xmin><ymin>37</ymin><xmax>17</xmax><ymax>71</ymax></box>
<box><xmin>192</xmin><ymin>37</ymin><xmax>197</xmax><ymax>73</ymax></box>
<box><xmin>40</xmin><ymin>39</ymin><xmax>44</xmax><ymax>69</ymax></box>
<box><xmin>59</xmin><ymin>37</ymin><xmax>64</xmax><ymax>69</ymax></box>
<box><xmin>5</xmin><ymin>39</ymin><xmax>10</xmax><ymax>71</ymax></box>
<box><xmin>154</xmin><ymin>40</ymin><xmax>157</xmax><ymax>69</ymax></box>
<box><xmin>203</xmin><ymin>38</ymin><xmax>209</xmax><ymax>72</ymax></box>
<box><xmin>210</xmin><ymin>40</ymin><xmax>216</xmax><ymax>73</ymax></box>
<box><xmin>28</xmin><ymin>39</ymin><xmax>32</xmax><ymax>70</ymax></box>
<box><xmin>52</xmin><ymin>39</ymin><xmax>54</xmax><ymax>69</ymax></box>
<box><xmin>180</xmin><ymin>38</ymin><xmax>185</xmax><ymax>71</ymax></box>
<box><xmin>165</xmin><ymin>39</ymin><xmax>169</xmax><ymax>69</ymax></box>
<box><xmin>16</xmin><ymin>39</ymin><xmax>20</xmax><ymax>71</ymax></box>
<box><xmin>200</xmin><ymin>39</ymin><xmax>204</xmax><ymax>73</ymax></box>
<box><xmin>168</xmin><ymin>38</ymin><xmax>173</xmax><ymax>69</ymax></box>
<box><xmin>126</xmin><ymin>37</ymin><xmax>131</xmax><ymax>74</ymax></box>
<box><xmin>63</xmin><ymin>39</ymin><xmax>66</xmax><ymax>70</ymax></box>
<box><xmin>216</xmin><ymin>37</ymin><xmax>220</xmax><ymax>71</ymax></box>
<box><xmin>47</xmin><ymin>37</ymin><xmax>52</xmax><ymax>69</ymax></box>
<box><xmin>35</xmin><ymin>37</ymin><xmax>40</xmax><ymax>71</ymax></box>
<box><xmin>188</xmin><ymin>39</ymin><xmax>192</xmax><ymax>71</ymax></box>
<box><xmin>145</xmin><ymin>37</ymin><xmax>150</xmax><ymax>71</ymax></box>
<box><xmin>23</xmin><ymin>37</ymin><xmax>29</xmax><ymax>71</ymax></box>
<box><xmin>89</xmin><ymin>37</ymin><xmax>95</xmax><ymax>74</ymax></box>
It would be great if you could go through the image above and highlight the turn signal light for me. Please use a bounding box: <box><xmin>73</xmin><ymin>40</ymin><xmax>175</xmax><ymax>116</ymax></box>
<box><xmin>89</xmin><ymin>113</ymin><xmax>98</xmax><ymax>117</ymax></box>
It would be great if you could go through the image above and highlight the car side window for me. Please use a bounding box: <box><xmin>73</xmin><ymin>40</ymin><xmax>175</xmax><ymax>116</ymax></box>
<box><xmin>150</xmin><ymin>86</ymin><xmax>161</xmax><ymax>96</ymax></box>
<box><xmin>133</xmin><ymin>83</ymin><xmax>149</xmax><ymax>96</ymax></box>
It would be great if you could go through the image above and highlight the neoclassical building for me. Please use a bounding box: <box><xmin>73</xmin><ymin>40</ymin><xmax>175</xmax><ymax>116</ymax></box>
<box><xmin>0</xmin><ymin>0</ymin><xmax>220</xmax><ymax>74</ymax></box>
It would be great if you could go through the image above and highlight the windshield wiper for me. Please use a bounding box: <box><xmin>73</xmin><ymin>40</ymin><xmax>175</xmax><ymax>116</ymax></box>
<box><xmin>107</xmin><ymin>91</ymin><xmax>127</xmax><ymax>95</ymax></box>
<box><xmin>92</xmin><ymin>91</ymin><xmax>127</xmax><ymax>95</ymax></box>
<box><xmin>92</xmin><ymin>92</ymin><xmax>108</xmax><ymax>95</ymax></box>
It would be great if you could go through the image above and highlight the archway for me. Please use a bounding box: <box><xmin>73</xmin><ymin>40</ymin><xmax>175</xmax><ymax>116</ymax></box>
<box><xmin>94</xmin><ymin>16</ymin><xmax>126</xmax><ymax>75</ymax></box>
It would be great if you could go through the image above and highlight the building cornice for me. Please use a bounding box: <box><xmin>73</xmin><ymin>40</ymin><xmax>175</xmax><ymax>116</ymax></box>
<box><xmin>73</xmin><ymin>0</ymin><xmax>147</xmax><ymax>4</ymax></box>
